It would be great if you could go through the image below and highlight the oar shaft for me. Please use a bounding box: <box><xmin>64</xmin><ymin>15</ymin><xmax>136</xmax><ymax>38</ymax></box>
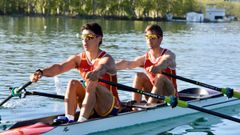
<box><xmin>26</xmin><ymin>91</ymin><xmax>64</xmax><ymax>100</ymax></box>
<box><xmin>0</xmin><ymin>81</ymin><xmax>32</xmax><ymax>107</ymax></box>
<box><xmin>0</xmin><ymin>95</ymin><xmax>13</xmax><ymax>106</ymax></box>
<box><xmin>99</xmin><ymin>79</ymin><xmax>164</xmax><ymax>100</ymax></box>
<box><xmin>99</xmin><ymin>79</ymin><xmax>240</xmax><ymax>123</ymax></box>
<box><xmin>162</xmin><ymin>72</ymin><xmax>240</xmax><ymax>99</ymax></box>
<box><xmin>188</xmin><ymin>104</ymin><xmax>240</xmax><ymax>123</ymax></box>
<box><xmin>162</xmin><ymin>72</ymin><xmax>221</xmax><ymax>91</ymax></box>
<box><xmin>16</xmin><ymin>81</ymin><xmax>32</xmax><ymax>93</ymax></box>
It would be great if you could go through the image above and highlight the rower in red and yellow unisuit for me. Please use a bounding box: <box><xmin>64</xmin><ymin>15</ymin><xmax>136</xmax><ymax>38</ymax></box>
<box><xmin>144</xmin><ymin>49</ymin><xmax>178</xmax><ymax>97</ymax></box>
<box><xmin>78</xmin><ymin>51</ymin><xmax>121</xmax><ymax>116</ymax></box>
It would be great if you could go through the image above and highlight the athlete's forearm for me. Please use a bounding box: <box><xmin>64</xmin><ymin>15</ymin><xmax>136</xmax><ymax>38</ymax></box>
<box><xmin>156</xmin><ymin>59</ymin><xmax>170</xmax><ymax>70</ymax></box>
<box><xmin>42</xmin><ymin>55</ymin><xmax>77</xmax><ymax>77</ymax></box>
<box><xmin>116</xmin><ymin>60</ymin><xmax>129</xmax><ymax>70</ymax></box>
<box><xmin>93</xmin><ymin>64</ymin><xmax>108</xmax><ymax>77</ymax></box>
<box><xmin>116</xmin><ymin>60</ymin><xmax>137</xmax><ymax>70</ymax></box>
<box><xmin>151</xmin><ymin>56</ymin><xmax>174</xmax><ymax>74</ymax></box>
<box><xmin>42</xmin><ymin>64</ymin><xmax>65</xmax><ymax>77</ymax></box>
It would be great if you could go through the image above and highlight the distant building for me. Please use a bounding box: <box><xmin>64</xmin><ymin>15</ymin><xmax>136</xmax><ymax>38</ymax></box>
<box><xmin>186</xmin><ymin>12</ymin><xmax>204</xmax><ymax>22</ymax></box>
<box><xmin>165</xmin><ymin>13</ymin><xmax>173</xmax><ymax>21</ymax></box>
<box><xmin>224</xmin><ymin>0</ymin><xmax>240</xmax><ymax>2</ymax></box>
<box><xmin>205</xmin><ymin>5</ymin><xmax>225</xmax><ymax>22</ymax></box>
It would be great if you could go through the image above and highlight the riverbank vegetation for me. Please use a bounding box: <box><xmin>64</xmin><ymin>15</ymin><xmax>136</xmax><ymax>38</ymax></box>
<box><xmin>0</xmin><ymin>0</ymin><xmax>239</xmax><ymax>20</ymax></box>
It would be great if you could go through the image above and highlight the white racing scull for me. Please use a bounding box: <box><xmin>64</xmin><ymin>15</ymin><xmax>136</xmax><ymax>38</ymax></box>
<box><xmin>1</xmin><ymin>86</ymin><xmax>240</xmax><ymax>135</ymax></box>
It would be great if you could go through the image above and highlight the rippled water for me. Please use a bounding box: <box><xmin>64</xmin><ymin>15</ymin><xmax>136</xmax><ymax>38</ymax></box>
<box><xmin>0</xmin><ymin>16</ymin><xmax>240</xmax><ymax>134</ymax></box>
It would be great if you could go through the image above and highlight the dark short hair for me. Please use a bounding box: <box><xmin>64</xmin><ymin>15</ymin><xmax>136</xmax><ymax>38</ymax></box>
<box><xmin>145</xmin><ymin>24</ymin><xmax>163</xmax><ymax>37</ymax></box>
<box><xmin>81</xmin><ymin>23</ymin><xmax>103</xmax><ymax>45</ymax></box>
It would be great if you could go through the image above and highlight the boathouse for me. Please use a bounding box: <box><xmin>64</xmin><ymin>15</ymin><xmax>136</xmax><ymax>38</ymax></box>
<box><xmin>186</xmin><ymin>12</ymin><xmax>204</xmax><ymax>22</ymax></box>
<box><xmin>205</xmin><ymin>6</ymin><xmax>225</xmax><ymax>22</ymax></box>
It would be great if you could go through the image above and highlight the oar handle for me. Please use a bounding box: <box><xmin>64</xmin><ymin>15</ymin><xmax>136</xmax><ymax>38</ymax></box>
<box><xmin>0</xmin><ymin>81</ymin><xmax>32</xmax><ymax>107</ymax></box>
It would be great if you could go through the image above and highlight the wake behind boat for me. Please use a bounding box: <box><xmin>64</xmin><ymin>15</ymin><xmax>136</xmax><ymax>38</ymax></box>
<box><xmin>1</xmin><ymin>87</ymin><xmax>240</xmax><ymax>135</ymax></box>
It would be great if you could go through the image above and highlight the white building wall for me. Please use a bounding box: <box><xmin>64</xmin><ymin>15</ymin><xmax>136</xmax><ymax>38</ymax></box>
<box><xmin>186</xmin><ymin>12</ymin><xmax>204</xmax><ymax>22</ymax></box>
<box><xmin>205</xmin><ymin>8</ymin><xmax>225</xmax><ymax>21</ymax></box>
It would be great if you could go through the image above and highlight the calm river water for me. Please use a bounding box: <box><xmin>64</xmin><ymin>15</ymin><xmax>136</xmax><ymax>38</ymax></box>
<box><xmin>0</xmin><ymin>16</ymin><xmax>240</xmax><ymax>134</ymax></box>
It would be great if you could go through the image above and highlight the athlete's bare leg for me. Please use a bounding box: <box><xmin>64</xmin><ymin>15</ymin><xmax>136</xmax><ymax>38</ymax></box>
<box><xmin>79</xmin><ymin>81</ymin><xmax>114</xmax><ymax>118</ymax></box>
<box><xmin>147</xmin><ymin>74</ymin><xmax>175</xmax><ymax>104</ymax></box>
<box><xmin>132</xmin><ymin>72</ymin><xmax>152</xmax><ymax>103</ymax></box>
<box><xmin>64</xmin><ymin>80</ymin><xmax>85</xmax><ymax>117</ymax></box>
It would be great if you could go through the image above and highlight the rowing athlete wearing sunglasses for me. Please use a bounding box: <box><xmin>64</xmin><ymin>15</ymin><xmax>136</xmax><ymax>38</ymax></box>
<box><xmin>116</xmin><ymin>24</ymin><xmax>178</xmax><ymax>108</ymax></box>
<box><xmin>30</xmin><ymin>23</ymin><xmax>120</xmax><ymax>123</ymax></box>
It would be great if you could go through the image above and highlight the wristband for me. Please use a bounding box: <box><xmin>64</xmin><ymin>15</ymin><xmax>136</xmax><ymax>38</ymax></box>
<box><xmin>36</xmin><ymin>69</ymin><xmax>43</xmax><ymax>76</ymax></box>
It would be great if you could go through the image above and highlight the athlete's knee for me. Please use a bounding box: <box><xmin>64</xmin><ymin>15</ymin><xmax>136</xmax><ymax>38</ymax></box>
<box><xmin>85</xmin><ymin>80</ymin><xmax>98</xmax><ymax>93</ymax></box>
<box><xmin>66</xmin><ymin>79</ymin><xmax>81</xmax><ymax>93</ymax></box>
<box><xmin>68</xmin><ymin>79</ymin><xmax>81</xmax><ymax>86</ymax></box>
<box><xmin>135</xmin><ymin>72</ymin><xmax>147</xmax><ymax>79</ymax></box>
<box><xmin>155</xmin><ymin>74</ymin><xmax>166</xmax><ymax>81</ymax></box>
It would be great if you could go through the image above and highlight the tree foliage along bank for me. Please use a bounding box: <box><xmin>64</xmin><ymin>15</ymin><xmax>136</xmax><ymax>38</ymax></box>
<box><xmin>0</xmin><ymin>0</ymin><xmax>239</xmax><ymax>20</ymax></box>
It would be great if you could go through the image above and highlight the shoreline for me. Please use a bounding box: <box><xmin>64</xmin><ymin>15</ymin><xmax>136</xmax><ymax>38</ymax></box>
<box><xmin>1</xmin><ymin>14</ymin><xmax>238</xmax><ymax>23</ymax></box>
<box><xmin>0</xmin><ymin>13</ymin><xmax>169</xmax><ymax>22</ymax></box>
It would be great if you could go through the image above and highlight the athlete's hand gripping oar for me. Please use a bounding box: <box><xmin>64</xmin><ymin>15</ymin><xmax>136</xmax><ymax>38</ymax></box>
<box><xmin>99</xmin><ymin>79</ymin><xmax>240</xmax><ymax>123</ymax></box>
<box><xmin>0</xmin><ymin>81</ymin><xmax>32</xmax><ymax>107</ymax></box>
<box><xmin>162</xmin><ymin>72</ymin><xmax>240</xmax><ymax>99</ymax></box>
<box><xmin>26</xmin><ymin>70</ymin><xmax>65</xmax><ymax>100</ymax></box>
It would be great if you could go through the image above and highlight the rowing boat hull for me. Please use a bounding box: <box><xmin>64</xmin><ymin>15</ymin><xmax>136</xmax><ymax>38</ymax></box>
<box><xmin>44</xmin><ymin>95</ymin><xmax>240</xmax><ymax>135</ymax></box>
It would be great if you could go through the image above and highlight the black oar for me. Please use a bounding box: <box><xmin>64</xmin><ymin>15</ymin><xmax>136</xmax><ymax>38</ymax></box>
<box><xmin>0</xmin><ymin>81</ymin><xmax>32</xmax><ymax>107</ymax></box>
<box><xmin>25</xmin><ymin>91</ymin><xmax>64</xmax><ymax>100</ymax></box>
<box><xmin>162</xmin><ymin>72</ymin><xmax>240</xmax><ymax>99</ymax></box>
<box><xmin>99</xmin><ymin>79</ymin><xmax>240</xmax><ymax>123</ymax></box>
